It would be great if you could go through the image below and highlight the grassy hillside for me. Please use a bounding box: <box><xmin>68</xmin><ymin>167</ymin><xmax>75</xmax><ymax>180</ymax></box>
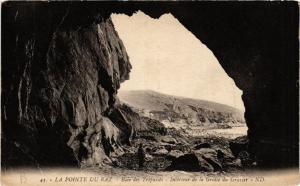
<box><xmin>118</xmin><ymin>90</ymin><xmax>245</xmax><ymax>124</ymax></box>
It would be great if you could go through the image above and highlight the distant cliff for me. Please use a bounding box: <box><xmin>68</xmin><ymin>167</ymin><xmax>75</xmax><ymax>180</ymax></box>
<box><xmin>119</xmin><ymin>90</ymin><xmax>245</xmax><ymax>126</ymax></box>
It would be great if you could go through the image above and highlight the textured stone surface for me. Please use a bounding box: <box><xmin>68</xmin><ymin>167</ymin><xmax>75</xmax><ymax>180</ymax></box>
<box><xmin>2</xmin><ymin>14</ymin><xmax>132</xmax><ymax>167</ymax></box>
<box><xmin>229</xmin><ymin>136</ymin><xmax>249</xmax><ymax>157</ymax></box>
<box><xmin>166</xmin><ymin>153</ymin><xmax>218</xmax><ymax>172</ymax></box>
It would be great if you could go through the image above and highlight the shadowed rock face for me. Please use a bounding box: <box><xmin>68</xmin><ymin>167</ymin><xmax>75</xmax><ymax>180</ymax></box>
<box><xmin>2</xmin><ymin>2</ymin><xmax>299</xmax><ymax>168</ymax></box>
<box><xmin>2</xmin><ymin>14</ymin><xmax>132</xmax><ymax>167</ymax></box>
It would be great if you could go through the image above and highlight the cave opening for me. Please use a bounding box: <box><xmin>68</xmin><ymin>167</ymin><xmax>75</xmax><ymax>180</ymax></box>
<box><xmin>1</xmin><ymin>2</ymin><xmax>298</xmax><ymax>176</ymax></box>
<box><xmin>112</xmin><ymin>11</ymin><xmax>247</xmax><ymax>138</ymax></box>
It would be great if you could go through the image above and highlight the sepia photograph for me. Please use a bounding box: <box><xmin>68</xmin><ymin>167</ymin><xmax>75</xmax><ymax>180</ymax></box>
<box><xmin>1</xmin><ymin>1</ymin><xmax>299</xmax><ymax>186</ymax></box>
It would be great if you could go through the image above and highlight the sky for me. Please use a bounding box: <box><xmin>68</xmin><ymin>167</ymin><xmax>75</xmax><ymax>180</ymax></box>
<box><xmin>111</xmin><ymin>11</ymin><xmax>245</xmax><ymax>112</ymax></box>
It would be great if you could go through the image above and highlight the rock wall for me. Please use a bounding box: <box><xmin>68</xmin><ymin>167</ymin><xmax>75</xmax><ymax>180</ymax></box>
<box><xmin>2</xmin><ymin>7</ymin><xmax>132</xmax><ymax>168</ymax></box>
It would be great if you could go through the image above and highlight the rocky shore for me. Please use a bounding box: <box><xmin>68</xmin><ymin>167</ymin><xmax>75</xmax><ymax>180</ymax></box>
<box><xmin>91</xmin><ymin>103</ymin><xmax>253</xmax><ymax>173</ymax></box>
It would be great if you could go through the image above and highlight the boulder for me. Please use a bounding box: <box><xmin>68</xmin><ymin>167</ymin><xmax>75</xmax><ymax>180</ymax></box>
<box><xmin>196</xmin><ymin>155</ymin><xmax>215</xmax><ymax>172</ymax></box>
<box><xmin>152</xmin><ymin>148</ymin><xmax>169</xmax><ymax>156</ymax></box>
<box><xmin>194</xmin><ymin>148</ymin><xmax>217</xmax><ymax>156</ymax></box>
<box><xmin>194</xmin><ymin>148</ymin><xmax>222</xmax><ymax>171</ymax></box>
<box><xmin>229</xmin><ymin>136</ymin><xmax>249</xmax><ymax>157</ymax></box>
<box><xmin>216</xmin><ymin>149</ymin><xmax>235</xmax><ymax>161</ymax></box>
<box><xmin>160</xmin><ymin>135</ymin><xmax>177</xmax><ymax>144</ymax></box>
<box><xmin>193</xmin><ymin>142</ymin><xmax>211</xmax><ymax>150</ymax></box>
<box><xmin>167</xmin><ymin>152</ymin><xmax>222</xmax><ymax>172</ymax></box>
<box><xmin>166</xmin><ymin>150</ymin><xmax>184</xmax><ymax>160</ymax></box>
<box><xmin>225</xmin><ymin>158</ymin><xmax>242</xmax><ymax>168</ymax></box>
<box><xmin>141</xmin><ymin>116</ymin><xmax>168</xmax><ymax>135</ymax></box>
<box><xmin>201</xmin><ymin>155</ymin><xmax>222</xmax><ymax>171</ymax></box>
<box><xmin>166</xmin><ymin>154</ymin><xmax>202</xmax><ymax>171</ymax></box>
<box><xmin>145</xmin><ymin>154</ymin><xmax>154</xmax><ymax>161</ymax></box>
